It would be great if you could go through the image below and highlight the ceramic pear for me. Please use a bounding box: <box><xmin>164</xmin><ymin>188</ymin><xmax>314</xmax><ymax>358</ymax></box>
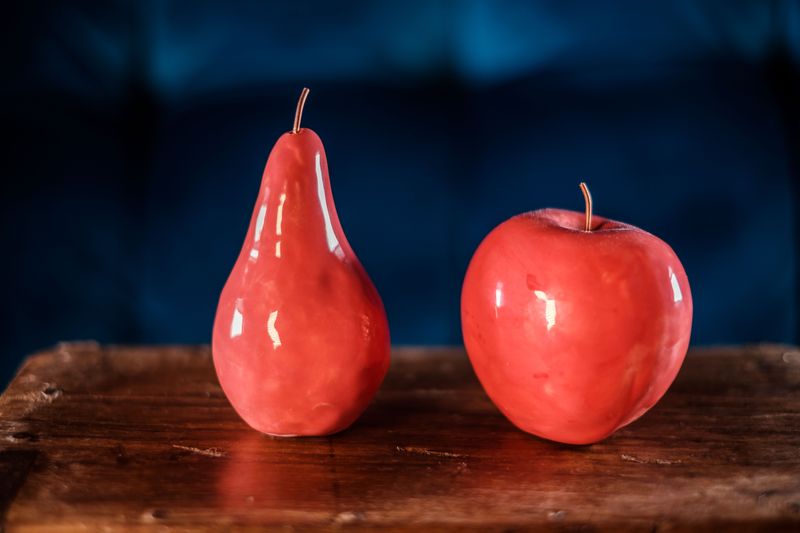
<box><xmin>212</xmin><ymin>89</ymin><xmax>390</xmax><ymax>436</ymax></box>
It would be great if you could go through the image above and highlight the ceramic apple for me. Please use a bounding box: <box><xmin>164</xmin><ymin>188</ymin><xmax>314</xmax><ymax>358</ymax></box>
<box><xmin>212</xmin><ymin>89</ymin><xmax>390</xmax><ymax>437</ymax></box>
<box><xmin>461</xmin><ymin>183</ymin><xmax>692</xmax><ymax>444</ymax></box>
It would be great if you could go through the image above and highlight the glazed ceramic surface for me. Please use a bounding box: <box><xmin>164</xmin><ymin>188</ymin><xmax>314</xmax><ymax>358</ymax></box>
<box><xmin>461</xmin><ymin>208</ymin><xmax>692</xmax><ymax>444</ymax></box>
<box><xmin>212</xmin><ymin>127</ymin><xmax>390</xmax><ymax>437</ymax></box>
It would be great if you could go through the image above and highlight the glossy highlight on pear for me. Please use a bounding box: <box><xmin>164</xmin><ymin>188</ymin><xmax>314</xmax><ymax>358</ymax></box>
<box><xmin>212</xmin><ymin>89</ymin><xmax>390</xmax><ymax>437</ymax></box>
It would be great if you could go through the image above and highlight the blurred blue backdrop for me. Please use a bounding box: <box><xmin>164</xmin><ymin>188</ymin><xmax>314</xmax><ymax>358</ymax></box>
<box><xmin>2</xmin><ymin>1</ymin><xmax>799</xmax><ymax>385</ymax></box>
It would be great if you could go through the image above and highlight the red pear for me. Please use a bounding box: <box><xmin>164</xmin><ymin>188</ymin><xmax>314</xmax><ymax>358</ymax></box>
<box><xmin>212</xmin><ymin>89</ymin><xmax>390</xmax><ymax>436</ymax></box>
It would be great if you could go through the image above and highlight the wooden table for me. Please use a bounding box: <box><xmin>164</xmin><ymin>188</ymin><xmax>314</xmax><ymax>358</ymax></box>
<box><xmin>1</xmin><ymin>344</ymin><xmax>799</xmax><ymax>532</ymax></box>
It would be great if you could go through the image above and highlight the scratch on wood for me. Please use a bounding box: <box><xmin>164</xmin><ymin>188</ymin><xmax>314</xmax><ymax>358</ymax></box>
<box><xmin>333</xmin><ymin>510</ymin><xmax>365</xmax><ymax>524</ymax></box>
<box><xmin>2</xmin><ymin>383</ymin><xmax>64</xmax><ymax>418</ymax></box>
<box><xmin>141</xmin><ymin>508</ymin><xmax>169</xmax><ymax>523</ymax></box>
<box><xmin>396</xmin><ymin>446</ymin><xmax>466</xmax><ymax>458</ymax></box>
<box><xmin>621</xmin><ymin>453</ymin><xmax>681</xmax><ymax>465</ymax></box>
<box><xmin>782</xmin><ymin>351</ymin><xmax>800</xmax><ymax>364</ymax></box>
<box><xmin>23</xmin><ymin>385</ymin><xmax>61</xmax><ymax>404</ymax></box>
<box><xmin>3</xmin><ymin>431</ymin><xmax>38</xmax><ymax>444</ymax></box>
<box><xmin>172</xmin><ymin>445</ymin><xmax>227</xmax><ymax>458</ymax></box>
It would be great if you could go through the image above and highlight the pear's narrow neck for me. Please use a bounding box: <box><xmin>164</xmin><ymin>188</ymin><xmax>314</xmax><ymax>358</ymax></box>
<box><xmin>244</xmin><ymin>130</ymin><xmax>349</xmax><ymax>263</ymax></box>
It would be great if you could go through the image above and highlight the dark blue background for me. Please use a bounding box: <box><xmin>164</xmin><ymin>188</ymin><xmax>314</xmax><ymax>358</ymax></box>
<box><xmin>2</xmin><ymin>1</ymin><xmax>799</xmax><ymax>386</ymax></box>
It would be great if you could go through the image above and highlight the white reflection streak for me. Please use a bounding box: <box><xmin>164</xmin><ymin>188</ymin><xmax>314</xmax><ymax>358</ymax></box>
<box><xmin>230</xmin><ymin>301</ymin><xmax>244</xmax><ymax>338</ymax></box>
<box><xmin>534</xmin><ymin>290</ymin><xmax>557</xmax><ymax>331</ymax></box>
<box><xmin>495</xmin><ymin>282</ymin><xmax>504</xmax><ymax>317</ymax></box>
<box><xmin>273</xmin><ymin>193</ymin><xmax>287</xmax><ymax>258</ymax></box>
<box><xmin>254</xmin><ymin>206</ymin><xmax>266</xmax><ymax>242</ymax></box>
<box><xmin>250</xmin><ymin>205</ymin><xmax>267</xmax><ymax>261</ymax></box>
<box><xmin>276</xmin><ymin>193</ymin><xmax>286</xmax><ymax>235</ymax></box>
<box><xmin>267</xmin><ymin>310</ymin><xmax>282</xmax><ymax>348</ymax></box>
<box><xmin>315</xmin><ymin>152</ymin><xmax>341</xmax><ymax>255</ymax></box>
<box><xmin>669</xmin><ymin>268</ymin><xmax>683</xmax><ymax>302</ymax></box>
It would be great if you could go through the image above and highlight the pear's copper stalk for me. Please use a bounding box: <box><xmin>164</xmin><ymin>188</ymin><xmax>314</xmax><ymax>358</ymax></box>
<box><xmin>579</xmin><ymin>182</ymin><xmax>593</xmax><ymax>232</ymax></box>
<box><xmin>292</xmin><ymin>88</ymin><xmax>310</xmax><ymax>134</ymax></box>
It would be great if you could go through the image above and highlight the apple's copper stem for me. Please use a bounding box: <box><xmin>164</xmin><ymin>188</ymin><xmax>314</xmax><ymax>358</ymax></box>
<box><xmin>579</xmin><ymin>182</ymin><xmax>592</xmax><ymax>231</ymax></box>
<box><xmin>292</xmin><ymin>87</ymin><xmax>310</xmax><ymax>134</ymax></box>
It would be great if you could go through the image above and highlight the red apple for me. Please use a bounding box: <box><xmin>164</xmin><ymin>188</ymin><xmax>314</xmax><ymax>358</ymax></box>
<box><xmin>461</xmin><ymin>184</ymin><xmax>692</xmax><ymax>444</ymax></box>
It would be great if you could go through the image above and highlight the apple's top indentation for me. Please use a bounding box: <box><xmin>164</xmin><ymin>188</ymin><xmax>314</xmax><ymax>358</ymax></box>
<box><xmin>522</xmin><ymin>184</ymin><xmax>631</xmax><ymax>234</ymax></box>
<box><xmin>522</xmin><ymin>209</ymin><xmax>628</xmax><ymax>233</ymax></box>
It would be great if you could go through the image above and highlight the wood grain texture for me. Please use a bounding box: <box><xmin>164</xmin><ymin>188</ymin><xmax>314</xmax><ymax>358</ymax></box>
<box><xmin>0</xmin><ymin>343</ymin><xmax>799</xmax><ymax>532</ymax></box>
